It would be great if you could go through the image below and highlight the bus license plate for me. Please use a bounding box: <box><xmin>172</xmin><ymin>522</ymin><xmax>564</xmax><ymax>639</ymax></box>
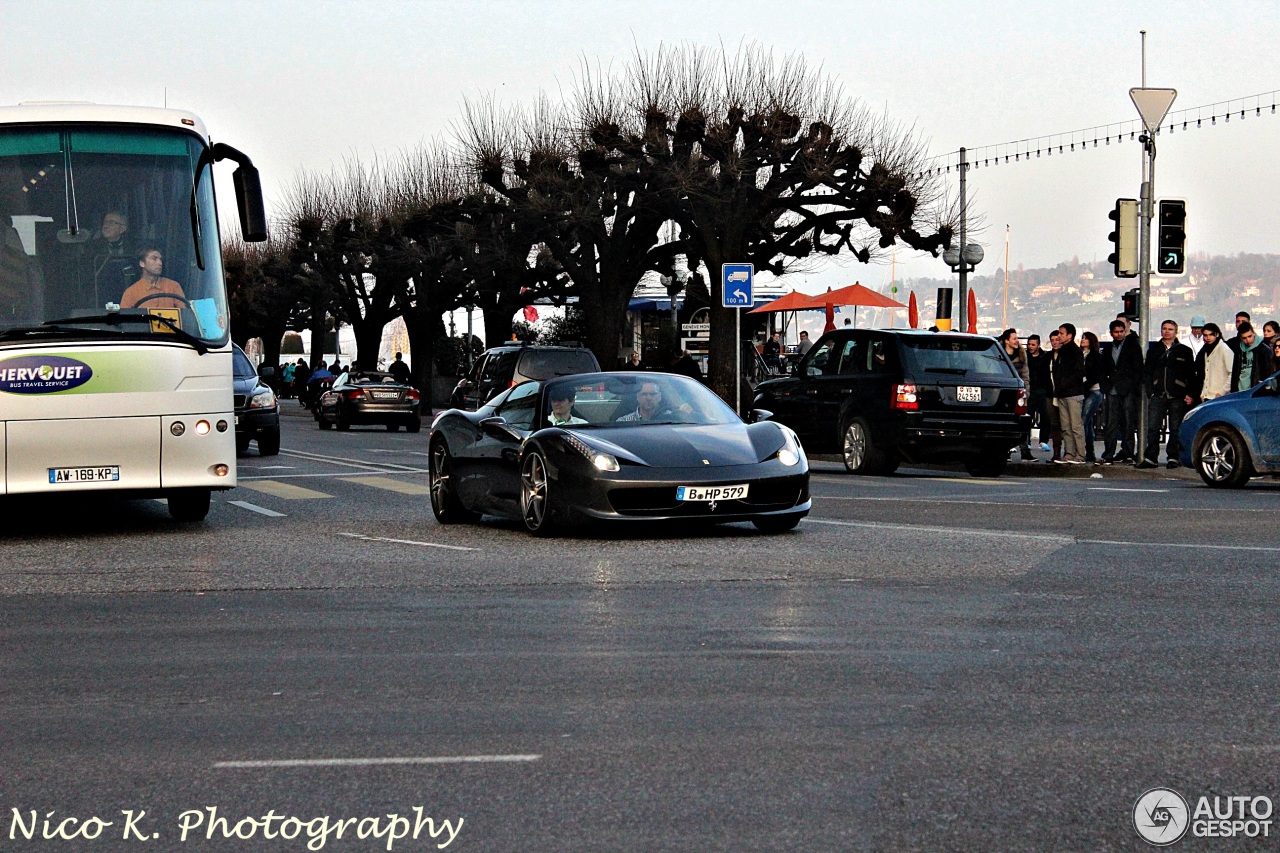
<box><xmin>677</xmin><ymin>484</ymin><xmax>748</xmax><ymax>501</ymax></box>
<box><xmin>48</xmin><ymin>466</ymin><xmax>120</xmax><ymax>484</ymax></box>
<box><xmin>957</xmin><ymin>386</ymin><xmax>982</xmax><ymax>402</ymax></box>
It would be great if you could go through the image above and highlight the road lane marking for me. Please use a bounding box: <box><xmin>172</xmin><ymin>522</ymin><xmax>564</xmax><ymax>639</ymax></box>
<box><xmin>241</xmin><ymin>470</ymin><xmax>430</xmax><ymax>481</ymax></box>
<box><xmin>809</xmin><ymin>495</ymin><xmax>1269</xmax><ymax>512</ymax></box>
<box><xmin>282</xmin><ymin>448</ymin><xmax>422</xmax><ymax>473</ymax></box>
<box><xmin>806</xmin><ymin>518</ymin><xmax>1072</xmax><ymax>543</ymax></box>
<box><xmin>365</xmin><ymin>449</ymin><xmax>432</xmax><ymax>457</ymax></box>
<box><xmin>214</xmin><ymin>754</ymin><xmax>539</xmax><ymax>769</ymax></box>
<box><xmin>808</xmin><ymin>518</ymin><xmax>1280</xmax><ymax>552</ymax></box>
<box><xmin>238</xmin><ymin>480</ymin><xmax>333</xmax><ymax>500</ymax></box>
<box><xmin>345</xmin><ymin>476</ymin><xmax>432</xmax><ymax>495</ymax></box>
<box><xmin>254</xmin><ymin>465</ymin><xmax>297</xmax><ymax>470</ymax></box>
<box><xmin>1088</xmin><ymin>487</ymin><xmax>1168</xmax><ymax>493</ymax></box>
<box><xmin>227</xmin><ymin>500</ymin><xmax>287</xmax><ymax>517</ymax></box>
<box><xmin>337</xmin><ymin>532</ymin><xmax>478</xmax><ymax>551</ymax></box>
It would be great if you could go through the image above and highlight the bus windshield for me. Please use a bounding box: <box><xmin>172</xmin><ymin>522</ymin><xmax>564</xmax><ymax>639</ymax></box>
<box><xmin>0</xmin><ymin>126</ymin><xmax>229</xmax><ymax>348</ymax></box>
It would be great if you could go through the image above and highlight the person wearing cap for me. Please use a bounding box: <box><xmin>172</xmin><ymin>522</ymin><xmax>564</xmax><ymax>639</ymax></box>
<box><xmin>1184</xmin><ymin>315</ymin><xmax>1207</xmax><ymax>355</ymax></box>
<box><xmin>547</xmin><ymin>384</ymin><xmax>588</xmax><ymax>426</ymax></box>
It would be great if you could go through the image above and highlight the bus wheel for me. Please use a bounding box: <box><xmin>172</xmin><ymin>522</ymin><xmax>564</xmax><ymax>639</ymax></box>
<box><xmin>168</xmin><ymin>489</ymin><xmax>211</xmax><ymax>522</ymax></box>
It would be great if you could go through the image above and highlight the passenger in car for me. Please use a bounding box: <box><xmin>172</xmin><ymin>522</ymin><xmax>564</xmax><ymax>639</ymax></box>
<box><xmin>548</xmin><ymin>384</ymin><xmax>588</xmax><ymax>426</ymax></box>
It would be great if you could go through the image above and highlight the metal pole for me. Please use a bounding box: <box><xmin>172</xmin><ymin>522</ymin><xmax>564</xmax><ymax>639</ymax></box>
<box><xmin>1002</xmin><ymin>226</ymin><xmax>1010</xmax><ymax>330</ymax></box>
<box><xmin>1136</xmin><ymin>138</ymin><xmax>1155</xmax><ymax>462</ymax></box>
<box><xmin>958</xmin><ymin>147</ymin><xmax>968</xmax><ymax>332</ymax></box>
<box><xmin>466</xmin><ymin>307</ymin><xmax>473</xmax><ymax>368</ymax></box>
<box><xmin>735</xmin><ymin>307</ymin><xmax>742</xmax><ymax>415</ymax></box>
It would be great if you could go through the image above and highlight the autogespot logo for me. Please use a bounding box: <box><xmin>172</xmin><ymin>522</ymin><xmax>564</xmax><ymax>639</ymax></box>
<box><xmin>0</xmin><ymin>355</ymin><xmax>93</xmax><ymax>394</ymax></box>
<box><xmin>1134</xmin><ymin>788</ymin><xmax>1189</xmax><ymax>846</ymax></box>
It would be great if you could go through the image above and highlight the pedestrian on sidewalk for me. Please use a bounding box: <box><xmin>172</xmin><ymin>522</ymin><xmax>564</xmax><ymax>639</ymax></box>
<box><xmin>1026</xmin><ymin>334</ymin><xmax>1052</xmax><ymax>456</ymax></box>
<box><xmin>1100</xmin><ymin>319</ymin><xmax>1143</xmax><ymax>464</ymax></box>
<box><xmin>1194</xmin><ymin>323</ymin><xmax>1233</xmax><ymax>402</ymax></box>
<box><xmin>999</xmin><ymin>328</ymin><xmax>1033</xmax><ymax>459</ymax></box>
<box><xmin>1051</xmin><ymin>323</ymin><xmax>1087</xmax><ymax>464</ymax></box>
<box><xmin>1080</xmin><ymin>330</ymin><xmax>1104</xmax><ymax>464</ymax></box>
<box><xmin>1230</xmin><ymin>321</ymin><xmax>1275</xmax><ymax>393</ymax></box>
<box><xmin>1138</xmin><ymin>320</ymin><xmax>1194</xmax><ymax>469</ymax></box>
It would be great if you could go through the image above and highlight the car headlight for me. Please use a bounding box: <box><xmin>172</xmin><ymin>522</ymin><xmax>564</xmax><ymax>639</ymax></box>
<box><xmin>564</xmin><ymin>434</ymin><xmax>620</xmax><ymax>472</ymax></box>
<box><xmin>777</xmin><ymin>427</ymin><xmax>802</xmax><ymax>467</ymax></box>
<box><xmin>249</xmin><ymin>388</ymin><xmax>276</xmax><ymax>409</ymax></box>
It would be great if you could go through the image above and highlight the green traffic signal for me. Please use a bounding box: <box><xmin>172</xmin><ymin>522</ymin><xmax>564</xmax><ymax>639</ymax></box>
<box><xmin>1156</xmin><ymin>199</ymin><xmax>1187</xmax><ymax>276</ymax></box>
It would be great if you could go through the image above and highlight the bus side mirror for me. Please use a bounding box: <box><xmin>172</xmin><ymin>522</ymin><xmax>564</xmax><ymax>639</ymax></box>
<box><xmin>232</xmin><ymin>165</ymin><xmax>269</xmax><ymax>243</ymax></box>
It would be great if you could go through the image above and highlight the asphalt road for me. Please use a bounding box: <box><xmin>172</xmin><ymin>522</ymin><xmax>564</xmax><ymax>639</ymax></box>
<box><xmin>3</xmin><ymin>405</ymin><xmax>1279</xmax><ymax>851</ymax></box>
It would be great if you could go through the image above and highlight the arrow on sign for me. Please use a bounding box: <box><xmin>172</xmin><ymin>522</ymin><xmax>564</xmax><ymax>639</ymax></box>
<box><xmin>733</xmin><ymin>288</ymin><xmax>746</xmax><ymax>302</ymax></box>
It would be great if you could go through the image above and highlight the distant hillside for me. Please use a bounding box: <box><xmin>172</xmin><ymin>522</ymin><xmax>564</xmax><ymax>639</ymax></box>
<box><xmin>899</xmin><ymin>252</ymin><xmax>1280</xmax><ymax>337</ymax></box>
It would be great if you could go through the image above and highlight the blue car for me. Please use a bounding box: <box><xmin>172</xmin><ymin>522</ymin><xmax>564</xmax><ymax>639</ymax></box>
<box><xmin>1179</xmin><ymin>372</ymin><xmax>1280</xmax><ymax>487</ymax></box>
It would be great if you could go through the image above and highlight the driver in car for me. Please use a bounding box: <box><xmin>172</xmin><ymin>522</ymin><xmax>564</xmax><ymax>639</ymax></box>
<box><xmin>120</xmin><ymin>246</ymin><xmax>187</xmax><ymax>309</ymax></box>
<box><xmin>547</xmin><ymin>385</ymin><xmax>588</xmax><ymax>426</ymax></box>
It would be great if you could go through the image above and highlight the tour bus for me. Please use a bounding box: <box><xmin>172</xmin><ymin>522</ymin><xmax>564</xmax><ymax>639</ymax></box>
<box><xmin>0</xmin><ymin>103</ymin><xmax>267</xmax><ymax>521</ymax></box>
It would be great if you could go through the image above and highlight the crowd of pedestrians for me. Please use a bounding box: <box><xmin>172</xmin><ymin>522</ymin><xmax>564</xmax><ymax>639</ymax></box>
<box><xmin>1004</xmin><ymin>311</ymin><xmax>1278</xmax><ymax>468</ymax></box>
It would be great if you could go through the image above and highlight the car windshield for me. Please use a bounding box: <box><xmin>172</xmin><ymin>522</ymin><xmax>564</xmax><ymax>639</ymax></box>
<box><xmin>900</xmin><ymin>337</ymin><xmax>1015</xmax><ymax>378</ymax></box>
<box><xmin>542</xmin><ymin>373</ymin><xmax>738</xmax><ymax>428</ymax></box>
<box><xmin>0</xmin><ymin>125</ymin><xmax>229</xmax><ymax>347</ymax></box>
<box><xmin>232</xmin><ymin>346</ymin><xmax>256</xmax><ymax>380</ymax></box>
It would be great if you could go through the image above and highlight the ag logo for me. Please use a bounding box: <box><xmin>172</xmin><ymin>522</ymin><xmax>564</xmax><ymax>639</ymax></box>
<box><xmin>1134</xmin><ymin>787</ymin><xmax>1189</xmax><ymax>846</ymax></box>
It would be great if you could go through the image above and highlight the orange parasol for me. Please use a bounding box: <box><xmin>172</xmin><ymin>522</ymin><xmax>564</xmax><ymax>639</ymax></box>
<box><xmin>798</xmin><ymin>282</ymin><xmax>907</xmax><ymax>330</ymax></box>
<box><xmin>908</xmin><ymin>291</ymin><xmax>919</xmax><ymax>329</ymax></box>
<box><xmin>966</xmin><ymin>289</ymin><xmax>978</xmax><ymax>334</ymax></box>
<box><xmin>746</xmin><ymin>290</ymin><xmax>826</xmax><ymax>314</ymax></box>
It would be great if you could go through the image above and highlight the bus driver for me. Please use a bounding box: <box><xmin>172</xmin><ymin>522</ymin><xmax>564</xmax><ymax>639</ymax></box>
<box><xmin>121</xmin><ymin>246</ymin><xmax>186</xmax><ymax>309</ymax></box>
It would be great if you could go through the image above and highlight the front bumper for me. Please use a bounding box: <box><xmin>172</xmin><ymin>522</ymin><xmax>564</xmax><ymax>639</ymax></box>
<box><xmin>554</xmin><ymin>460</ymin><xmax>811</xmax><ymax>525</ymax></box>
<box><xmin>235</xmin><ymin>406</ymin><xmax>279</xmax><ymax>438</ymax></box>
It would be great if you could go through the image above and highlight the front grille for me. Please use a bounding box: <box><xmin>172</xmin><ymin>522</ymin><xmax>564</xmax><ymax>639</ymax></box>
<box><xmin>607</xmin><ymin>478</ymin><xmax>805</xmax><ymax>517</ymax></box>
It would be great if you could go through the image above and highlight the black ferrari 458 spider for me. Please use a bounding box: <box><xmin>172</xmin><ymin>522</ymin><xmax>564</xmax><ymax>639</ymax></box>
<box><xmin>427</xmin><ymin>372</ymin><xmax>810</xmax><ymax>536</ymax></box>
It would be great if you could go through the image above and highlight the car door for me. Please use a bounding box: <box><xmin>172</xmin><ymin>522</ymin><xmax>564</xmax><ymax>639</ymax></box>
<box><xmin>1243</xmin><ymin>379</ymin><xmax>1280</xmax><ymax>464</ymax></box>
<box><xmin>465</xmin><ymin>381</ymin><xmax>540</xmax><ymax>516</ymax></box>
<box><xmin>764</xmin><ymin>334</ymin><xmax>847</xmax><ymax>448</ymax></box>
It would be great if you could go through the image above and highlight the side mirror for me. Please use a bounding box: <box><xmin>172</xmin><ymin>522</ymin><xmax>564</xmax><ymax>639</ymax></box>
<box><xmin>211</xmin><ymin>143</ymin><xmax>268</xmax><ymax>242</ymax></box>
<box><xmin>259</xmin><ymin>366</ymin><xmax>277</xmax><ymax>379</ymax></box>
<box><xmin>746</xmin><ymin>408</ymin><xmax>774</xmax><ymax>424</ymax></box>
<box><xmin>479</xmin><ymin>416</ymin><xmax>520</xmax><ymax>441</ymax></box>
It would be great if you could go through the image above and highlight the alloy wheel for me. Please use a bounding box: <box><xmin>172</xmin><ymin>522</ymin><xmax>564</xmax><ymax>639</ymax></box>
<box><xmin>843</xmin><ymin>422</ymin><xmax>867</xmax><ymax>471</ymax></box>
<box><xmin>521</xmin><ymin>452</ymin><xmax>548</xmax><ymax>532</ymax></box>
<box><xmin>1200</xmin><ymin>434</ymin><xmax>1235</xmax><ymax>482</ymax></box>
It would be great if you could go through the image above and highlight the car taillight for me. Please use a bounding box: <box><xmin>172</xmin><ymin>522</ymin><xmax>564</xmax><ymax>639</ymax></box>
<box><xmin>1016</xmin><ymin>388</ymin><xmax>1028</xmax><ymax>415</ymax></box>
<box><xmin>892</xmin><ymin>383</ymin><xmax>919</xmax><ymax>410</ymax></box>
<box><xmin>343</xmin><ymin>390</ymin><xmax>363</xmax><ymax>401</ymax></box>
<box><xmin>405</xmin><ymin>388</ymin><xmax>420</xmax><ymax>401</ymax></box>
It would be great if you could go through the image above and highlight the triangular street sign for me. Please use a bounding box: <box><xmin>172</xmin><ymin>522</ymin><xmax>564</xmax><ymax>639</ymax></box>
<box><xmin>1130</xmin><ymin>87</ymin><xmax>1177</xmax><ymax>133</ymax></box>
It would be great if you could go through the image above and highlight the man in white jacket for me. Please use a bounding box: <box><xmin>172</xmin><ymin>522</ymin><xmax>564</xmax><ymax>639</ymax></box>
<box><xmin>1197</xmin><ymin>322</ymin><xmax>1234</xmax><ymax>401</ymax></box>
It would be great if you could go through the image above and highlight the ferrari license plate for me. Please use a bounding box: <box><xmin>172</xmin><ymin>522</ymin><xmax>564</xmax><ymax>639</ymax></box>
<box><xmin>49</xmin><ymin>466</ymin><xmax>120</xmax><ymax>484</ymax></box>
<box><xmin>956</xmin><ymin>385</ymin><xmax>982</xmax><ymax>403</ymax></box>
<box><xmin>677</xmin><ymin>483</ymin><xmax>748</xmax><ymax>501</ymax></box>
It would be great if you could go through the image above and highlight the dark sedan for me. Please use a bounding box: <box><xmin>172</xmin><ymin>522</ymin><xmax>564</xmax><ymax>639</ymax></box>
<box><xmin>317</xmin><ymin>371</ymin><xmax>422</xmax><ymax>432</ymax></box>
<box><xmin>427</xmin><ymin>372</ymin><xmax>810</xmax><ymax>536</ymax></box>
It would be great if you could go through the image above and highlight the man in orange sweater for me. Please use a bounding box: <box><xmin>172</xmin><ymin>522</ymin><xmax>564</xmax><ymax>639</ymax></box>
<box><xmin>121</xmin><ymin>247</ymin><xmax>186</xmax><ymax>309</ymax></box>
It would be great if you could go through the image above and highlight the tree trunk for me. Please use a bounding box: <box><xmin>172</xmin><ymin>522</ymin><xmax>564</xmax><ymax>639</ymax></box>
<box><xmin>482</xmin><ymin>303</ymin><xmax>515</xmax><ymax>348</ymax></box>
<box><xmin>403</xmin><ymin>311</ymin><xmax>436</xmax><ymax>413</ymax></box>
<box><xmin>352</xmin><ymin>320</ymin><xmax>384</xmax><ymax>372</ymax></box>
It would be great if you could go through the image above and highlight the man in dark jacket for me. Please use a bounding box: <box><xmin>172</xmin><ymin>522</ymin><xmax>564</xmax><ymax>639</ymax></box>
<box><xmin>1100</xmin><ymin>319</ymin><xmax>1144</xmax><ymax>462</ymax></box>
<box><xmin>1229</xmin><ymin>321</ymin><xmax>1276</xmax><ymax>393</ymax></box>
<box><xmin>1026</xmin><ymin>334</ymin><xmax>1053</xmax><ymax>452</ymax></box>
<box><xmin>1137</xmin><ymin>319</ymin><xmax>1195</xmax><ymax>469</ymax></box>
<box><xmin>1050</xmin><ymin>323</ymin><xmax>1087</xmax><ymax>463</ymax></box>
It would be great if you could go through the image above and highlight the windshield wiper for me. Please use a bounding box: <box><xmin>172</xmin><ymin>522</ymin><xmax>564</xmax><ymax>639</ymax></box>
<box><xmin>924</xmin><ymin>367</ymin><xmax>968</xmax><ymax>375</ymax></box>
<box><xmin>42</xmin><ymin>314</ymin><xmax>210</xmax><ymax>355</ymax></box>
<box><xmin>0</xmin><ymin>325</ymin><xmax>127</xmax><ymax>342</ymax></box>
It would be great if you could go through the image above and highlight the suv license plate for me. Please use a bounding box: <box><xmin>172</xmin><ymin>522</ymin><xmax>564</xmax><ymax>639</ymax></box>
<box><xmin>957</xmin><ymin>386</ymin><xmax>982</xmax><ymax>403</ymax></box>
<box><xmin>49</xmin><ymin>466</ymin><xmax>120</xmax><ymax>484</ymax></box>
<box><xmin>677</xmin><ymin>484</ymin><xmax>748</xmax><ymax>501</ymax></box>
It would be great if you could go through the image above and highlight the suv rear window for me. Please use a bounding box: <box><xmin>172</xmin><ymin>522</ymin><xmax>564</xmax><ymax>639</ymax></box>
<box><xmin>899</xmin><ymin>338</ymin><xmax>1015</xmax><ymax>379</ymax></box>
<box><xmin>518</xmin><ymin>350</ymin><xmax>599</xmax><ymax>381</ymax></box>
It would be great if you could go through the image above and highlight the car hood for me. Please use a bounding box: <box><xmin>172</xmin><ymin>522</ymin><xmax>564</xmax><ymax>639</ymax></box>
<box><xmin>234</xmin><ymin>375</ymin><xmax>263</xmax><ymax>396</ymax></box>
<box><xmin>566</xmin><ymin>422</ymin><xmax>787</xmax><ymax>467</ymax></box>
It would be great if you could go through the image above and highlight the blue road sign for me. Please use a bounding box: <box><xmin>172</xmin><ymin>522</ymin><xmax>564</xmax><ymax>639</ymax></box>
<box><xmin>721</xmin><ymin>264</ymin><xmax>754</xmax><ymax>308</ymax></box>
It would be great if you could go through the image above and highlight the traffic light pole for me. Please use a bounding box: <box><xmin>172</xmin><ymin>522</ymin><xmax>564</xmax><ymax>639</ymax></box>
<box><xmin>957</xmin><ymin>147</ymin><xmax>968</xmax><ymax>333</ymax></box>
<box><xmin>1136</xmin><ymin>135</ymin><xmax>1155</xmax><ymax>463</ymax></box>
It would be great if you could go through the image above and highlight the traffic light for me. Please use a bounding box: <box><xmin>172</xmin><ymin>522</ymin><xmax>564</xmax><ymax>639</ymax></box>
<box><xmin>1157</xmin><ymin>198</ymin><xmax>1187</xmax><ymax>276</ymax></box>
<box><xmin>1122</xmin><ymin>288</ymin><xmax>1139</xmax><ymax>321</ymax></box>
<box><xmin>1108</xmin><ymin>198</ymin><xmax>1139</xmax><ymax>278</ymax></box>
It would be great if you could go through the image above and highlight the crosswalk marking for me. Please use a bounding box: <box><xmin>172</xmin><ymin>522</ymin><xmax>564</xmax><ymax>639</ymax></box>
<box><xmin>227</xmin><ymin>500</ymin><xmax>288</xmax><ymax>517</ymax></box>
<box><xmin>345</xmin><ymin>476</ymin><xmax>433</xmax><ymax>495</ymax></box>
<box><xmin>237</xmin><ymin>480</ymin><xmax>333</xmax><ymax>500</ymax></box>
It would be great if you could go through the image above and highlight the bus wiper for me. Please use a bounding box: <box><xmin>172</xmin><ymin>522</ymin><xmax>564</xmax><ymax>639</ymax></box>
<box><xmin>0</xmin><ymin>325</ymin><xmax>126</xmax><ymax>342</ymax></box>
<box><xmin>925</xmin><ymin>367</ymin><xmax>968</xmax><ymax>375</ymax></box>
<box><xmin>42</xmin><ymin>314</ymin><xmax>210</xmax><ymax>355</ymax></box>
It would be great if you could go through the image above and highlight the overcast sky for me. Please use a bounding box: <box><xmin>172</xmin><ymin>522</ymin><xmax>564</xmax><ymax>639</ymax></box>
<box><xmin>6</xmin><ymin>0</ymin><xmax>1278</xmax><ymax>297</ymax></box>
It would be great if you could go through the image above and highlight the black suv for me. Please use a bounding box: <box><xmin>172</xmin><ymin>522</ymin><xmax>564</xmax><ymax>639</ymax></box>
<box><xmin>449</xmin><ymin>344</ymin><xmax>600</xmax><ymax>410</ymax></box>
<box><xmin>754</xmin><ymin>329</ymin><xmax>1029</xmax><ymax>476</ymax></box>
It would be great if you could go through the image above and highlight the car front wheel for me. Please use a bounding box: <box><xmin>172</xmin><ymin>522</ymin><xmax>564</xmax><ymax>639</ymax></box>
<box><xmin>428</xmin><ymin>440</ymin><xmax>479</xmax><ymax>524</ymax></box>
<box><xmin>1195</xmin><ymin>426</ymin><xmax>1252</xmax><ymax>488</ymax></box>
<box><xmin>520</xmin><ymin>450</ymin><xmax>556</xmax><ymax>536</ymax></box>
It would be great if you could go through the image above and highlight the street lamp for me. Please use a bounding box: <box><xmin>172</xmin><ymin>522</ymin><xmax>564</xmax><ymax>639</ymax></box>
<box><xmin>943</xmin><ymin>243</ymin><xmax>984</xmax><ymax>330</ymax></box>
